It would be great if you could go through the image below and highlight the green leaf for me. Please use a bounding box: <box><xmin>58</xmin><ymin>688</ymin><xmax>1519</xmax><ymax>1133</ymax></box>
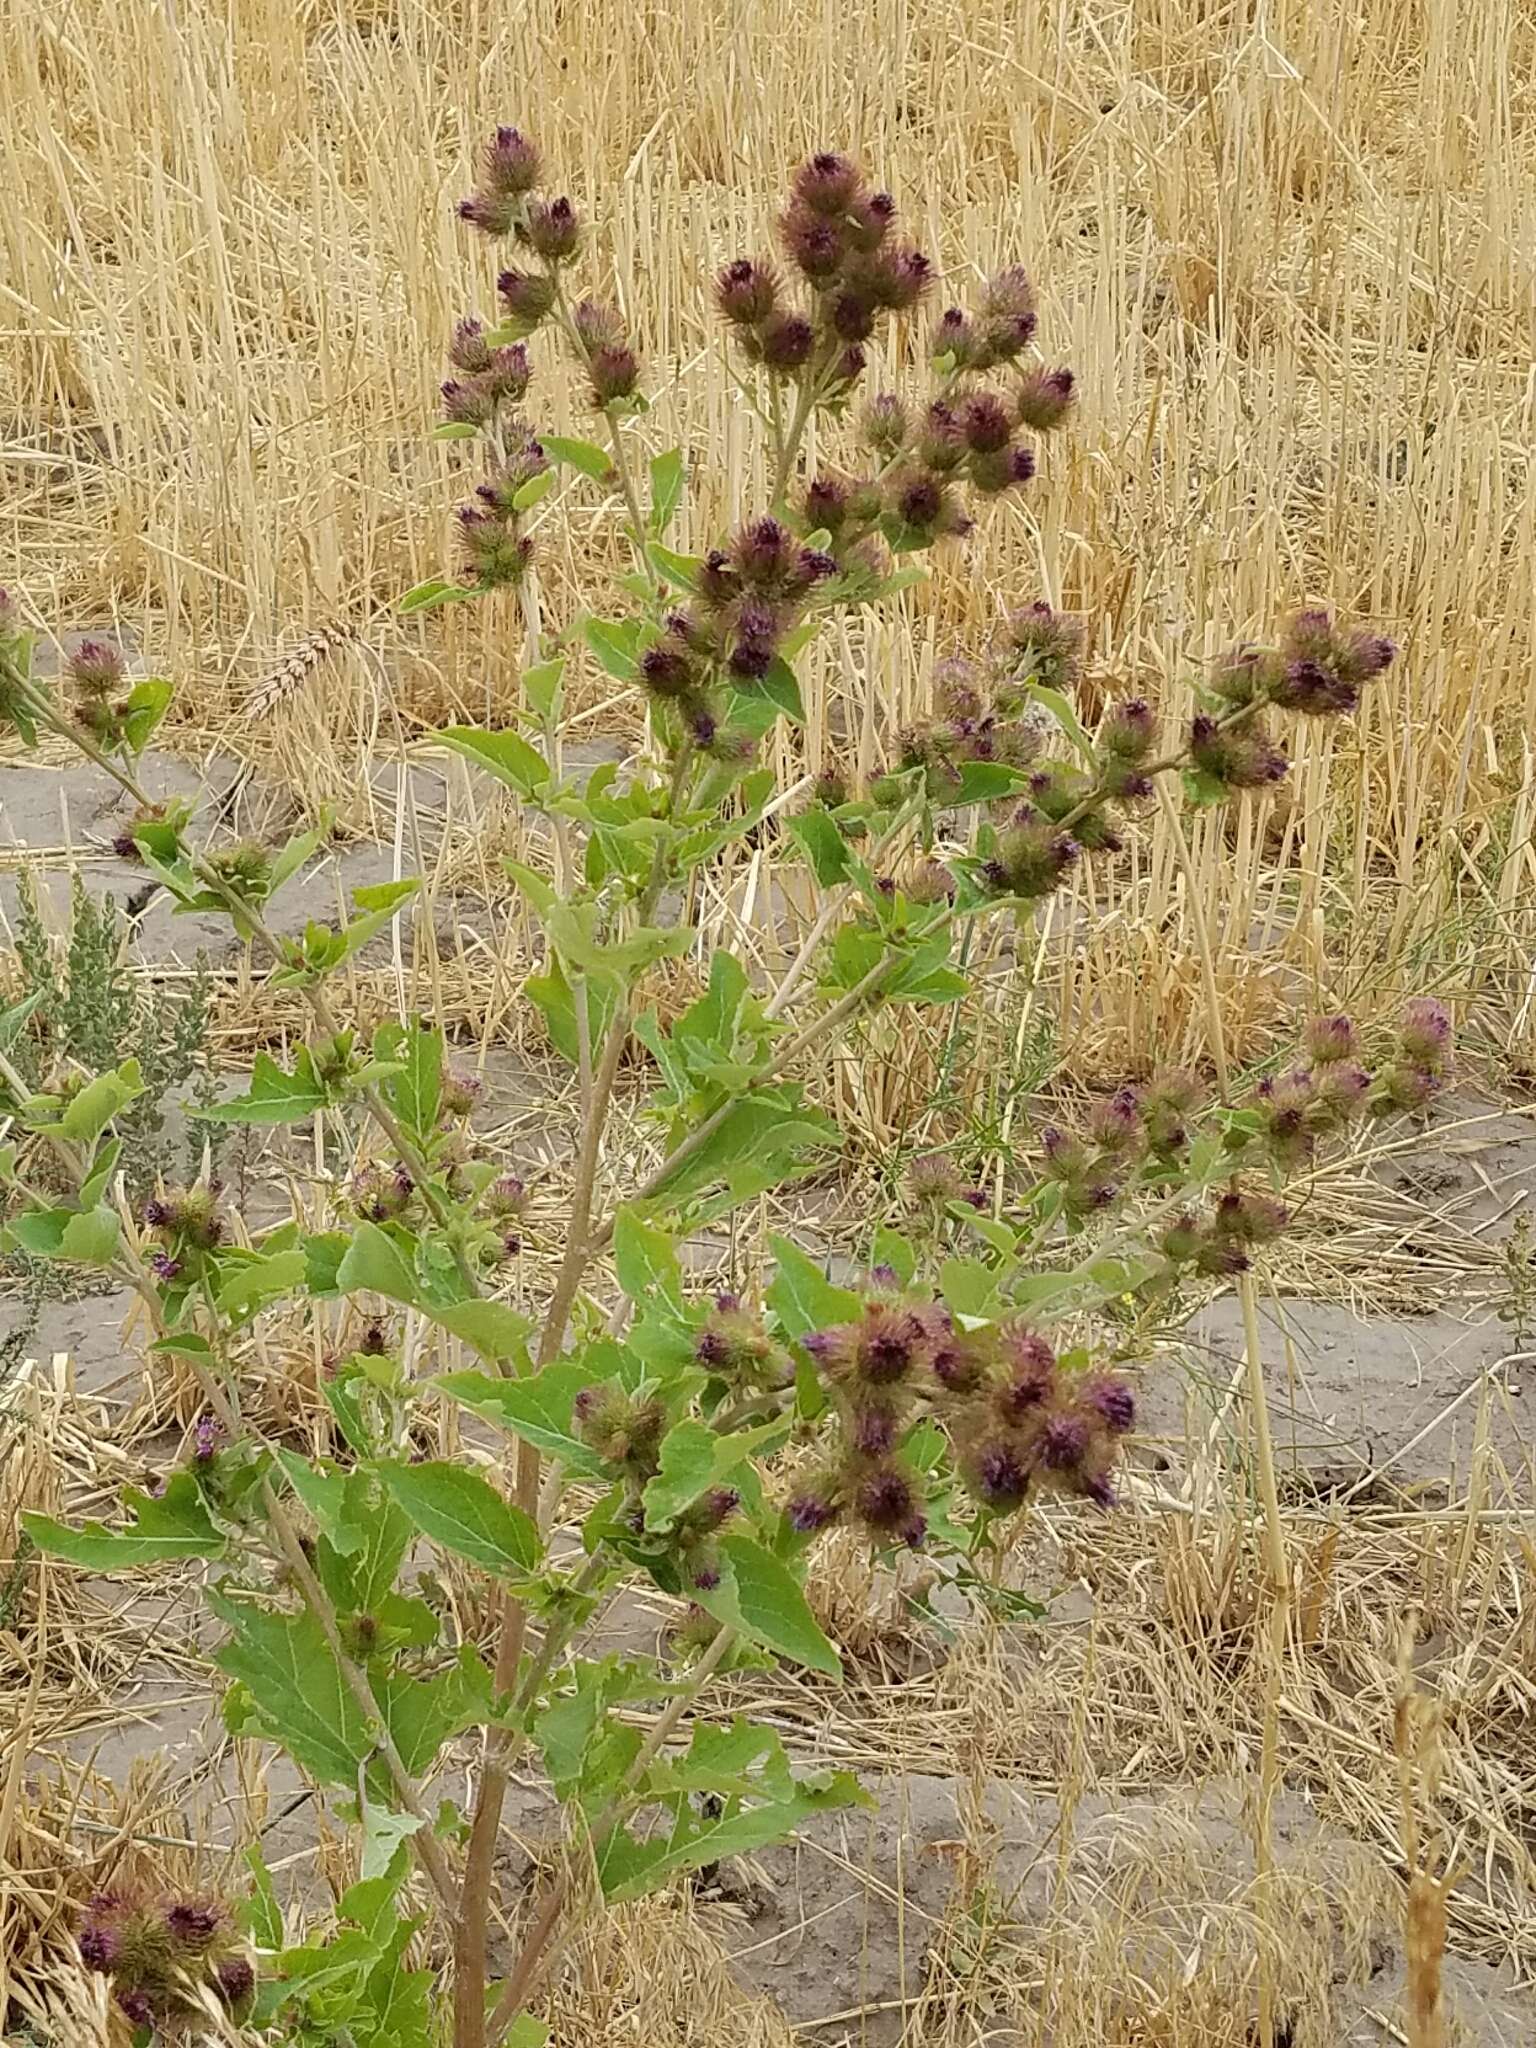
<box><xmin>216</xmin><ymin>1249</ymin><xmax>308</xmax><ymax>1321</ymax></box>
<box><xmin>432</xmin><ymin>420</ymin><xmax>481</xmax><ymax>442</ymax></box>
<box><xmin>337</xmin><ymin>1222</ymin><xmax>421</xmax><ymax>1307</ymax></box>
<box><xmin>647</xmin><ymin>1091</ymin><xmax>837</xmax><ymax>1206</ymax></box>
<box><xmin>787</xmin><ymin>808</ymin><xmax>851</xmax><ymax>886</ymax></box>
<box><xmin>758</xmin><ymin>656</ymin><xmax>805</xmax><ymax>724</ymax></box>
<box><xmin>435</xmin><ymin>1362</ymin><xmax>607</xmax><ymax>1475</ymax></box>
<box><xmin>940</xmin><ymin>1256</ymin><xmax>1002</xmax><ymax>1319</ymax></box>
<box><xmin>374</xmin><ymin>1460</ymin><xmax>539</xmax><ymax>1578</ymax></box>
<box><xmin>437</xmin><ymin>724</ymin><xmax>551</xmax><ymax>799</ymax></box>
<box><xmin>612</xmin><ymin>1207</ymin><xmax>682</xmax><ymax>1309</ymax></box>
<box><xmin>240</xmin><ymin>1845</ymin><xmax>285</xmax><ymax>1949</ymax></box>
<box><xmin>25</xmin><ymin>1472</ymin><xmax>225</xmax><ymax>1569</ymax></box>
<box><xmin>870</xmin><ymin>1226</ymin><xmax>917</xmax><ymax>1286</ymax></box>
<box><xmin>213</xmin><ymin>1596</ymin><xmax>373</xmax><ymax>1787</ymax></box>
<box><xmin>646</xmin><ymin>542</ymin><xmax>703</xmax><ymax>593</ymax></box>
<box><xmin>641</xmin><ymin>1418</ymin><xmax>788</xmax><ymax>1534</ymax></box>
<box><xmin>523</xmin><ymin>656</ymin><xmax>565</xmax><ymax>726</ymax></box>
<box><xmin>950</xmin><ymin>760</ymin><xmax>1035</xmax><ymax>806</ymax></box>
<box><xmin>524</xmin><ymin>954</ymin><xmax>619</xmax><ymax>1066</ymax></box>
<box><xmin>581</xmin><ymin>615</ymin><xmax>643</xmax><ymax>683</ymax></box>
<box><xmin>695</xmin><ymin>1532</ymin><xmax>840</xmax><ymax>1676</ymax></box>
<box><xmin>374</xmin><ymin>1646</ymin><xmax>492</xmax><ymax>1775</ymax></box>
<box><xmin>398</xmin><ymin>575</ymin><xmax>479</xmax><ymax>614</ymax></box>
<box><xmin>501</xmin><ymin>2021</ymin><xmax>550</xmax><ymax>2048</ymax></box>
<box><xmin>7</xmin><ymin>1203</ymin><xmax>122</xmax><ymax>1267</ymax></box>
<box><xmin>766</xmin><ymin>1236</ymin><xmax>862</xmax><ymax>1339</ymax></box>
<box><xmin>195</xmin><ymin>1049</ymin><xmax>326</xmax><ymax>1125</ymax></box>
<box><xmin>48</xmin><ymin>1060</ymin><xmax>144</xmax><ymax>1144</ymax></box>
<box><xmin>649</xmin><ymin>448</ymin><xmax>685</xmax><ymax>533</ymax></box>
<box><xmin>361</xmin><ymin>1804</ymin><xmax>422</xmax><ymax>1882</ymax></box>
<box><xmin>269</xmin><ymin>824</ymin><xmax>325</xmax><ymax>893</ymax></box>
<box><xmin>427</xmin><ymin>1298</ymin><xmax>532</xmax><ymax>1363</ymax></box>
<box><xmin>377</xmin><ymin>1021</ymin><xmax>442</xmax><ymax>1150</ymax></box>
<box><xmin>541</xmin><ymin>433</ymin><xmax>613</xmax><ymax>480</ymax></box>
<box><xmin>512</xmin><ymin>469</ymin><xmax>555</xmax><ymax>511</ymax></box>
<box><xmin>120</xmin><ymin>676</ymin><xmax>173</xmax><ymax>754</ymax></box>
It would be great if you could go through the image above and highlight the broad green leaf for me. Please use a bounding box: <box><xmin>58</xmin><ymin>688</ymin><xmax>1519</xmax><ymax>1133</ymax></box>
<box><xmin>240</xmin><ymin>1845</ymin><xmax>285</xmax><ymax>1949</ymax></box>
<box><xmin>695</xmin><ymin>1532</ymin><xmax>840</xmax><ymax>1676</ymax></box>
<box><xmin>612</xmin><ymin>1207</ymin><xmax>682</xmax><ymax>1308</ymax></box>
<box><xmin>641</xmin><ymin>1417</ymin><xmax>788</xmax><ymax>1533</ymax></box>
<box><xmin>7</xmin><ymin>1203</ymin><xmax>121</xmax><ymax>1267</ymax></box>
<box><xmin>214</xmin><ymin>1596</ymin><xmax>373</xmax><ymax>1787</ymax></box>
<box><xmin>437</xmin><ymin>725</ymin><xmax>550</xmax><ymax>799</ymax></box>
<box><xmin>758</xmin><ymin>656</ymin><xmax>804</xmax><ymax>724</ymax></box>
<box><xmin>398</xmin><ymin>575</ymin><xmax>479</xmax><ymax>614</ymax></box>
<box><xmin>501</xmin><ymin>2021</ymin><xmax>550</xmax><ymax>2048</ymax></box>
<box><xmin>361</xmin><ymin>1804</ymin><xmax>422</xmax><ymax>1882</ymax></box>
<box><xmin>940</xmin><ymin>1256</ymin><xmax>1002</xmax><ymax>1319</ymax></box>
<box><xmin>1027</xmin><ymin>682</ymin><xmax>1096</xmax><ymax>763</ymax></box>
<box><xmin>788</xmin><ymin>809</ymin><xmax>851</xmax><ymax>886</ymax></box>
<box><xmin>216</xmin><ymin>1249</ymin><xmax>307</xmax><ymax>1321</ymax></box>
<box><xmin>523</xmin><ymin>656</ymin><xmax>565</xmax><ymax>725</ymax></box>
<box><xmin>512</xmin><ymin>468</ymin><xmax>555</xmax><ymax>511</ymax></box>
<box><xmin>269</xmin><ymin>824</ymin><xmax>325</xmax><ymax>893</ymax></box>
<box><xmin>428</xmin><ymin>1298</ymin><xmax>531</xmax><ymax>1363</ymax></box>
<box><xmin>432</xmin><ymin>420</ymin><xmax>480</xmax><ymax>442</ymax></box>
<box><xmin>950</xmin><ymin>760</ymin><xmax>1035</xmax><ymax>806</ymax></box>
<box><xmin>376</xmin><ymin>1020</ymin><xmax>443</xmax><ymax>1150</ymax></box>
<box><xmin>276</xmin><ymin>1449</ymin><xmax>361</xmax><ymax>1552</ymax></box>
<box><xmin>24</xmin><ymin>1472</ymin><xmax>225</xmax><ymax>1569</ymax></box>
<box><xmin>194</xmin><ymin>1049</ymin><xmax>326</xmax><ymax>1125</ymax></box>
<box><xmin>646</xmin><ymin>542</ymin><xmax>702</xmax><ymax>593</ymax></box>
<box><xmin>541</xmin><ymin>433</ymin><xmax>612</xmax><ymax>480</ymax></box>
<box><xmin>435</xmin><ymin>1362</ymin><xmax>607</xmax><ymax>1475</ymax></box>
<box><xmin>337</xmin><ymin>1222</ymin><xmax>421</xmax><ymax>1307</ymax></box>
<box><xmin>374</xmin><ymin>1460</ymin><xmax>539</xmax><ymax>1578</ymax></box>
<box><xmin>870</xmin><ymin>1225</ymin><xmax>917</xmax><ymax>1286</ymax></box>
<box><xmin>581</xmin><ymin>615</ymin><xmax>642</xmax><ymax>683</ymax></box>
<box><xmin>647</xmin><ymin>1090</ymin><xmax>837</xmax><ymax>1206</ymax></box>
<box><xmin>766</xmin><ymin>1236</ymin><xmax>862</xmax><ymax>1339</ymax></box>
<box><xmin>374</xmin><ymin>1647</ymin><xmax>492</xmax><ymax>1775</ymax></box>
<box><xmin>649</xmin><ymin>448</ymin><xmax>685</xmax><ymax>533</ymax></box>
<box><xmin>120</xmin><ymin>676</ymin><xmax>173</xmax><ymax>754</ymax></box>
<box><xmin>46</xmin><ymin>1060</ymin><xmax>144</xmax><ymax>1144</ymax></box>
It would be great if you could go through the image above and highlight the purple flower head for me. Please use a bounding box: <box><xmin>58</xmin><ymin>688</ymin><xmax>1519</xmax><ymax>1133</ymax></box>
<box><xmin>1101</xmin><ymin>696</ymin><xmax>1156</xmax><ymax>760</ymax></box>
<box><xmin>969</xmin><ymin>1438</ymin><xmax>1030</xmax><ymax>1511</ymax></box>
<box><xmin>860</xmin><ymin>390</ymin><xmax>909</xmax><ymax>453</ymax></box>
<box><xmin>862</xmin><ymin>243</ymin><xmax>932</xmax><ymax>311</ymax></box>
<box><xmin>1088</xmin><ymin>1086</ymin><xmax>1144</xmax><ymax>1156</ymax></box>
<box><xmin>482</xmin><ymin>125</ymin><xmax>541</xmax><ymax>196</ymax></box>
<box><xmin>67</xmin><ymin>638</ymin><xmax>126</xmax><ymax>695</ymax></box>
<box><xmin>690</xmin><ymin>1562</ymin><xmax>721</xmax><ymax>1591</ymax></box>
<box><xmin>845</xmin><ymin>188</ymin><xmax>897</xmax><ymax>252</ymax></box>
<box><xmin>757</xmin><ymin>310</ymin><xmax>815</xmax><ymax>370</ymax></box>
<box><xmin>916</xmin><ymin>400</ymin><xmax>966</xmax><ymax>473</ymax></box>
<box><xmin>786</xmin><ymin>1479</ymin><xmax>841</xmax><ymax>1532</ymax></box>
<box><xmin>116</xmin><ymin>1987</ymin><xmax>158</xmax><ymax>2025</ymax></box>
<box><xmin>934</xmin><ymin>304</ymin><xmax>980</xmax><ymax>367</ymax></box>
<box><xmin>488</xmin><ymin>1173</ymin><xmax>527</xmax><ymax>1217</ymax></box>
<box><xmin>802</xmin><ymin>473</ymin><xmax>852</xmax><ymax>532</ymax></box>
<box><xmin>1039</xmin><ymin>1412</ymin><xmax>1090</xmax><ymax>1472</ymax></box>
<box><xmin>1400</xmin><ymin>997</ymin><xmax>1452</xmax><ymax>1069</ymax></box>
<box><xmin>853</xmin><ymin>1303</ymin><xmax>932</xmax><ymax>1385</ymax></box>
<box><xmin>1002</xmin><ymin>601</ymin><xmax>1083</xmax><ymax>684</ymax></box>
<box><xmin>440</xmin><ymin>1066</ymin><xmax>483</xmax><ymax>1118</ymax></box>
<box><xmin>441</xmin><ymin>377</ymin><xmax>495</xmax><ymax>428</ymax></box>
<box><xmin>1374</xmin><ymin>1062</ymin><xmax>1439</xmax><ymax>1114</ymax></box>
<box><xmin>792</xmin><ymin>150</ymin><xmax>864</xmax><ymax>217</ymax></box>
<box><xmin>931</xmin><ymin>1335</ymin><xmax>989</xmax><ymax>1395</ymax></box>
<box><xmin>849</xmin><ymin>1404</ymin><xmax>899</xmax><ymax>1456</ymax></box>
<box><xmin>111</xmin><ymin>830</ymin><xmax>141</xmax><ymax>860</ymax></box>
<box><xmin>1084</xmin><ymin>1472</ymin><xmax>1116</xmax><ymax>1510</ymax></box>
<box><xmin>149</xmin><ymin>1250</ymin><xmax>182</xmax><ymax>1282</ymax></box>
<box><xmin>690</xmin><ymin>708</ymin><xmax>720</xmax><ymax>748</ymax></box>
<box><xmin>699</xmin><ymin>1487</ymin><xmax>740</xmax><ymax>1528</ymax></box>
<box><xmin>1014</xmin><ymin>367</ymin><xmax>1076</xmax><ymax>432</ymax></box>
<box><xmin>715</xmin><ymin>257</ymin><xmax>780</xmax><ymax>327</ymax></box>
<box><xmin>448</xmin><ymin>316</ymin><xmax>493</xmax><ymax>373</ymax></box>
<box><xmin>77</xmin><ymin>1906</ymin><xmax>121</xmax><ymax>1973</ymax></box>
<box><xmin>1080</xmin><ymin>1373</ymin><xmax>1135</xmax><ymax>1434</ymax></box>
<box><xmin>589</xmin><ymin>343</ymin><xmax>640</xmax><ymax>405</ymax></box>
<box><xmin>191</xmin><ymin>1412</ymin><xmax>225</xmax><ymax>1464</ymax></box>
<box><xmin>958</xmin><ymin>390</ymin><xmax>1013</xmax><ymax>455</ymax></box>
<box><xmin>214</xmin><ymin>1953</ymin><xmax>256</xmax><ymax>2008</ymax></box>
<box><xmin>498</xmin><ymin>266</ymin><xmax>557</xmax><ymax>324</ymax></box>
<box><xmin>359</xmin><ymin>1320</ymin><xmax>389</xmax><ymax>1356</ymax></box>
<box><xmin>778</xmin><ymin>203</ymin><xmax>843</xmax><ymax>282</ymax></box>
<box><xmin>1304</xmin><ymin>1013</ymin><xmax>1356</xmax><ymax>1064</ymax></box>
<box><xmin>142</xmin><ymin>1196</ymin><xmax>172</xmax><ymax>1229</ymax></box>
<box><xmin>164</xmin><ymin>1896</ymin><xmax>223</xmax><ymax>1953</ymax></box>
<box><xmin>521</xmin><ymin>195</ymin><xmax>579</xmax><ymax>261</ymax></box>
<box><xmin>458</xmin><ymin>189</ymin><xmax>517</xmax><ymax>237</ymax></box>
<box><xmin>483</xmin><ymin>343</ymin><xmax>531</xmax><ymax>404</ymax></box>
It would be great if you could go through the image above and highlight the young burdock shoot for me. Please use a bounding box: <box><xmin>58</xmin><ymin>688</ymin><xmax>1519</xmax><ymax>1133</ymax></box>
<box><xmin>1</xmin><ymin>128</ymin><xmax>1440</xmax><ymax>2048</ymax></box>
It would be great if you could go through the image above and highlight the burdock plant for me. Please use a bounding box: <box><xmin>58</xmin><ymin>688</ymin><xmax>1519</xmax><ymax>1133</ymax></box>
<box><xmin>1</xmin><ymin>131</ymin><xmax>1445</xmax><ymax>2048</ymax></box>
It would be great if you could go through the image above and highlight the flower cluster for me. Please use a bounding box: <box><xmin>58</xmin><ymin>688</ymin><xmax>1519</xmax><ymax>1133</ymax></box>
<box><xmin>573</xmin><ymin>1383</ymin><xmax>667</xmax><ymax>1481</ymax></box>
<box><xmin>349</xmin><ymin>1160</ymin><xmax>416</xmax><ymax>1224</ymax></box>
<box><xmin>1028</xmin><ymin>1003</ymin><xmax>1452</xmax><ymax>1284</ymax></box>
<box><xmin>694</xmin><ymin>1292</ymin><xmax>794</xmax><ymax>1395</ymax></box>
<box><xmin>638</xmin><ymin>515</ymin><xmax>835</xmax><ymax>748</ymax></box>
<box><xmin>715</xmin><ymin>153</ymin><xmax>930</xmax><ymax>400</ymax></box>
<box><xmin>62</xmin><ymin>638</ymin><xmax>141</xmax><ymax>752</ymax></box>
<box><xmin>142</xmin><ymin>1184</ymin><xmax>225</xmax><ymax>1286</ymax></box>
<box><xmin>785</xmin><ymin>1285</ymin><xmax>1134</xmax><ymax>1544</ymax></box>
<box><xmin>77</xmin><ymin>1885</ymin><xmax>254</xmax><ymax>2028</ymax></box>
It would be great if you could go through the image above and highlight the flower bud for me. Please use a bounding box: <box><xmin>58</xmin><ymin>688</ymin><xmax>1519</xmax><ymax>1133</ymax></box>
<box><xmin>933</xmin><ymin>305</ymin><xmax>980</xmax><ymax>368</ymax></box>
<box><xmin>1000</xmin><ymin>601</ymin><xmax>1083</xmax><ymax>685</ymax></box>
<box><xmin>916</xmin><ymin>401</ymin><xmax>966</xmax><ymax>473</ymax></box>
<box><xmin>977</xmin><ymin>265</ymin><xmax>1038</xmax><ymax>361</ymax></box>
<box><xmin>908</xmin><ymin>1153</ymin><xmax>964</xmax><ymax>1203</ymax></box>
<box><xmin>786</xmin><ymin>1478</ymin><xmax>841</xmax><ymax>1532</ymax></box>
<box><xmin>483</xmin><ymin>343</ymin><xmax>531</xmax><ymax>403</ymax></box>
<box><xmin>860</xmin><ymin>390</ymin><xmax>909</xmax><ymax>453</ymax></box>
<box><xmin>588</xmin><ymin>343</ymin><xmax>640</xmax><ymax>405</ymax></box>
<box><xmin>1189</xmin><ymin>714</ymin><xmax>1288</xmax><ymax>790</ymax></box>
<box><xmin>482</xmin><ymin>126</ymin><xmax>541</xmax><ymax>196</ymax></box>
<box><xmin>440</xmin><ymin>1067</ymin><xmax>483</xmax><ymax>1117</ymax></box>
<box><xmin>845</xmin><ymin>189</ymin><xmax>897</xmax><ymax>252</ymax></box>
<box><xmin>1014</xmin><ymin>367</ymin><xmax>1076</xmax><ymax>431</ymax></box>
<box><xmin>1304</xmin><ymin>1014</ymin><xmax>1356</xmax><ymax>1064</ymax></box>
<box><xmin>458</xmin><ymin>190</ymin><xmax>517</xmax><ymax>236</ymax></box>
<box><xmin>959</xmin><ymin>391</ymin><xmax>1013</xmax><ymax>454</ymax></box>
<box><xmin>214</xmin><ymin>1954</ymin><xmax>256</xmax><ymax>2010</ymax></box>
<box><xmin>448</xmin><ymin>316</ymin><xmax>494</xmax><ymax>373</ymax></box>
<box><xmin>164</xmin><ymin>1899</ymin><xmax>224</xmax><ymax>1955</ymax></box>
<box><xmin>987</xmin><ymin>803</ymin><xmax>1080</xmax><ymax>899</ymax></box>
<box><xmin>498</xmin><ymin>267</ymin><xmax>558</xmax><ymax>324</ymax></box>
<box><xmin>442</xmin><ymin>377</ymin><xmax>496</xmax><ymax>428</ymax></box>
<box><xmin>1400</xmin><ymin>996</ymin><xmax>1452</xmax><ymax>1069</ymax></box>
<box><xmin>812</xmin><ymin>769</ymin><xmax>848</xmax><ymax>806</ymax></box>
<box><xmin>1080</xmin><ymin>1372</ymin><xmax>1135</xmax><ymax>1433</ymax></box>
<box><xmin>968</xmin><ymin>442</ymin><xmax>1036</xmax><ymax>495</ymax></box>
<box><xmin>715</xmin><ymin>257</ymin><xmax>780</xmax><ymax>326</ymax></box>
<box><xmin>1088</xmin><ymin>1086</ymin><xmax>1144</xmax><ymax>1157</ymax></box>
<box><xmin>792</xmin><ymin>150</ymin><xmax>864</xmax><ymax>217</ymax></box>
<box><xmin>964</xmin><ymin>1437</ymin><xmax>1030</xmax><ymax>1512</ymax></box>
<box><xmin>1141</xmin><ymin>1067</ymin><xmax>1202</xmax><ymax>1154</ymax></box>
<box><xmin>67</xmin><ymin>638</ymin><xmax>126</xmax><ymax>695</ymax></box>
<box><xmin>854</xmin><ymin>1462</ymin><xmax>925</xmax><ymax>1545</ymax></box>
<box><xmin>521</xmin><ymin>195</ymin><xmax>579</xmax><ymax>261</ymax></box>
<box><xmin>778</xmin><ymin>203</ymin><xmax>844</xmax><ymax>282</ymax></box>
<box><xmin>756</xmin><ymin>310</ymin><xmax>815</xmax><ymax>370</ymax></box>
